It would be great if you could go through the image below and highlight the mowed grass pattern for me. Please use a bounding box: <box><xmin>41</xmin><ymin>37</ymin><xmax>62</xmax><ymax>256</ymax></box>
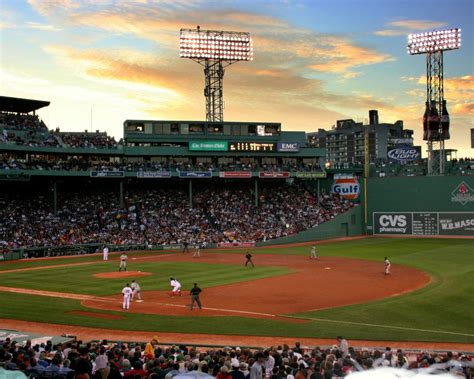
<box><xmin>0</xmin><ymin>261</ymin><xmax>289</xmax><ymax>296</ymax></box>
<box><xmin>0</xmin><ymin>238</ymin><xmax>473</xmax><ymax>343</ymax></box>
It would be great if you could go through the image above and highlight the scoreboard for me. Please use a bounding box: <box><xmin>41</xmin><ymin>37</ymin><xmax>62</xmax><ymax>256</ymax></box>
<box><xmin>373</xmin><ymin>212</ymin><xmax>474</xmax><ymax>236</ymax></box>
<box><xmin>228</xmin><ymin>142</ymin><xmax>276</xmax><ymax>152</ymax></box>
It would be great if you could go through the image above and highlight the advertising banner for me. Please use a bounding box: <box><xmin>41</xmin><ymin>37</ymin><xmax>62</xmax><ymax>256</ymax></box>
<box><xmin>387</xmin><ymin>146</ymin><xmax>421</xmax><ymax>162</ymax></box>
<box><xmin>179</xmin><ymin>171</ymin><xmax>212</xmax><ymax>178</ymax></box>
<box><xmin>276</xmin><ymin>142</ymin><xmax>300</xmax><ymax>152</ymax></box>
<box><xmin>137</xmin><ymin>171</ymin><xmax>171</xmax><ymax>178</ymax></box>
<box><xmin>373</xmin><ymin>212</ymin><xmax>413</xmax><ymax>235</ymax></box>
<box><xmin>189</xmin><ymin>141</ymin><xmax>228</xmax><ymax>151</ymax></box>
<box><xmin>295</xmin><ymin>172</ymin><xmax>327</xmax><ymax>179</ymax></box>
<box><xmin>90</xmin><ymin>171</ymin><xmax>125</xmax><ymax>178</ymax></box>
<box><xmin>258</xmin><ymin>172</ymin><xmax>290</xmax><ymax>178</ymax></box>
<box><xmin>229</xmin><ymin>142</ymin><xmax>276</xmax><ymax>152</ymax></box>
<box><xmin>217</xmin><ymin>242</ymin><xmax>256</xmax><ymax>248</ymax></box>
<box><xmin>438</xmin><ymin>212</ymin><xmax>474</xmax><ymax>236</ymax></box>
<box><xmin>332</xmin><ymin>176</ymin><xmax>360</xmax><ymax>200</ymax></box>
<box><xmin>219</xmin><ymin>171</ymin><xmax>252</xmax><ymax>178</ymax></box>
<box><xmin>161</xmin><ymin>244</ymin><xmax>183</xmax><ymax>250</ymax></box>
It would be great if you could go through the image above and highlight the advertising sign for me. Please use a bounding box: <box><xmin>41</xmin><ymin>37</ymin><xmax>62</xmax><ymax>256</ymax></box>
<box><xmin>276</xmin><ymin>142</ymin><xmax>300</xmax><ymax>152</ymax></box>
<box><xmin>219</xmin><ymin>171</ymin><xmax>252</xmax><ymax>178</ymax></box>
<box><xmin>387</xmin><ymin>146</ymin><xmax>421</xmax><ymax>162</ymax></box>
<box><xmin>90</xmin><ymin>171</ymin><xmax>125</xmax><ymax>178</ymax></box>
<box><xmin>471</xmin><ymin>128</ymin><xmax>474</xmax><ymax>148</ymax></box>
<box><xmin>179</xmin><ymin>171</ymin><xmax>212</xmax><ymax>178</ymax></box>
<box><xmin>295</xmin><ymin>172</ymin><xmax>327</xmax><ymax>179</ymax></box>
<box><xmin>373</xmin><ymin>212</ymin><xmax>413</xmax><ymax>235</ymax></box>
<box><xmin>373</xmin><ymin>212</ymin><xmax>474</xmax><ymax>236</ymax></box>
<box><xmin>331</xmin><ymin>176</ymin><xmax>360</xmax><ymax>200</ymax></box>
<box><xmin>189</xmin><ymin>141</ymin><xmax>228</xmax><ymax>151</ymax></box>
<box><xmin>258</xmin><ymin>172</ymin><xmax>290</xmax><ymax>178</ymax></box>
<box><xmin>438</xmin><ymin>212</ymin><xmax>474</xmax><ymax>236</ymax></box>
<box><xmin>137</xmin><ymin>171</ymin><xmax>171</xmax><ymax>178</ymax></box>
<box><xmin>217</xmin><ymin>242</ymin><xmax>256</xmax><ymax>248</ymax></box>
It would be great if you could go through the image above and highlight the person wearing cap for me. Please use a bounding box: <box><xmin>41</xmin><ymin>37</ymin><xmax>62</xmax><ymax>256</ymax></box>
<box><xmin>231</xmin><ymin>361</ymin><xmax>246</xmax><ymax>379</ymax></box>
<box><xmin>190</xmin><ymin>283</ymin><xmax>203</xmax><ymax>310</ymax></box>
<box><xmin>337</xmin><ymin>336</ymin><xmax>349</xmax><ymax>358</ymax></box>
<box><xmin>170</xmin><ymin>278</ymin><xmax>182</xmax><ymax>296</ymax></box>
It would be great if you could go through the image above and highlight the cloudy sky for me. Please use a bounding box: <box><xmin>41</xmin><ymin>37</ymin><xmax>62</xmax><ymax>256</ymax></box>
<box><xmin>1</xmin><ymin>0</ymin><xmax>472</xmax><ymax>156</ymax></box>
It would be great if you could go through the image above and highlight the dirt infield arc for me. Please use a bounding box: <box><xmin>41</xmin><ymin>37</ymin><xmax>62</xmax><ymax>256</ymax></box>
<box><xmin>81</xmin><ymin>253</ymin><xmax>430</xmax><ymax>319</ymax></box>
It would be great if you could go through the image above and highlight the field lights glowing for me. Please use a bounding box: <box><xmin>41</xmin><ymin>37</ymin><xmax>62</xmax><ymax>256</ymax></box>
<box><xmin>407</xmin><ymin>28</ymin><xmax>461</xmax><ymax>55</ymax></box>
<box><xmin>180</xmin><ymin>29</ymin><xmax>253</xmax><ymax>61</ymax></box>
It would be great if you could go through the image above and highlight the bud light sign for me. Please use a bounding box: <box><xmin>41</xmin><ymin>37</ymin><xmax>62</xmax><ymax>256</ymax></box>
<box><xmin>387</xmin><ymin>146</ymin><xmax>421</xmax><ymax>162</ymax></box>
<box><xmin>332</xmin><ymin>176</ymin><xmax>360</xmax><ymax>200</ymax></box>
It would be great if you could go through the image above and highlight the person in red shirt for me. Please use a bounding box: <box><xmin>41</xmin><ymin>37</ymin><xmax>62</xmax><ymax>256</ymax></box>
<box><xmin>124</xmin><ymin>360</ymin><xmax>147</xmax><ymax>378</ymax></box>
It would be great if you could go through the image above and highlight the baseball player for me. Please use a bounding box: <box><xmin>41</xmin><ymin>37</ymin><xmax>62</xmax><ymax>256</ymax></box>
<box><xmin>384</xmin><ymin>257</ymin><xmax>391</xmax><ymax>275</ymax></box>
<box><xmin>193</xmin><ymin>242</ymin><xmax>201</xmax><ymax>258</ymax></box>
<box><xmin>310</xmin><ymin>244</ymin><xmax>318</xmax><ymax>259</ymax></box>
<box><xmin>131</xmin><ymin>280</ymin><xmax>142</xmax><ymax>302</ymax></box>
<box><xmin>245</xmin><ymin>252</ymin><xmax>254</xmax><ymax>267</ymax></box>
<box><xmin>119</xmin><ymin>253</ymin><xmax>128</xmax><ymax>271</ymax></box>
<box><xmin>103</xmin><ymin>246</ymin><xmax>109</xmax><ymax>261</ymax></box>
<box><xmin>169</xmin><ymin>277</ymin><xmax>182</xmax><ymax>296</ymax></box>
<box><xmin>122</xmin><ymin>283</ymin><xmax>132</xmax><ymax>310</ymax></box>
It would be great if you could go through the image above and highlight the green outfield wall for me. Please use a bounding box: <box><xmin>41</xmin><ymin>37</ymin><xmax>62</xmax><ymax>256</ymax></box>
<box><xmin>366</xmin><ymin>176</ymin><xmax>474</xmax><ymax>236</ymax></box>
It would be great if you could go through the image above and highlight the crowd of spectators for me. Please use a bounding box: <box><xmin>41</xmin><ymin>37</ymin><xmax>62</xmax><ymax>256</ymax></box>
<box><xmin>0</xmin><ymin>182</ymin><xmax>353</xmax><ymax>249</ymax></box>
<box><xmin>1</xmin><ymin>112</ymin><xmax>118</xmax><ymax>149</ymax></box>
<box><xmin>0</xmin><ymin>337</ymin><xmax>472</xmax><ymax>379</ymax></box>
<box><xmin>0</xmin><ymin>155</ymin><xmax>323</xmax><ymax>173</ymax></box>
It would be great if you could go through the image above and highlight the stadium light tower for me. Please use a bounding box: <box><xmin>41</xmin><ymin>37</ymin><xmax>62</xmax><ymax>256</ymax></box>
<box><xmin>407</xmin><ymin>28</ymin><xmax>461</xmax><ymax>175</ymax></box>
<box><xmin>180</xmin><ymin>27</ymin><xmax>253</xmax><ymax>122</ymax></box>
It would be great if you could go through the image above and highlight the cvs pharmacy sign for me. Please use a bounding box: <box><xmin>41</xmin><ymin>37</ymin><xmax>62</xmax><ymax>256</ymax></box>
<box><xmin>332</xmin><ymin>176</ymin><xmax>360</xmax><ymax>200</ymax></box>
<box><xmin>373</xmin><ymin>212</ymin><xmax>412</xmax><ymax>235</ymax></box>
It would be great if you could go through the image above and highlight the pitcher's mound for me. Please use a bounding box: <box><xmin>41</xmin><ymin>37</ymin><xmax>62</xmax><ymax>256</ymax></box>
<box><xmin>94</xmin><ymin>271</ymin><xmax>152</xmax><ymax>279</ymax></box>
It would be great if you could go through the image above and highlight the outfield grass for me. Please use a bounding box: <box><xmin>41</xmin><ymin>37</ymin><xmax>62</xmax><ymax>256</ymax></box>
<box><xmin>0</xmin><ymin>238</ymin><xmax>473</xmax><ymax>343</ymax></box>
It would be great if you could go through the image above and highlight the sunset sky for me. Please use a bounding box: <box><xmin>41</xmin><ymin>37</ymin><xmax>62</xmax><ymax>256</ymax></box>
<box><xmin>1</xmin><ymin>0</ymin><xmax>473</xmax><ymax>156</ymax></box>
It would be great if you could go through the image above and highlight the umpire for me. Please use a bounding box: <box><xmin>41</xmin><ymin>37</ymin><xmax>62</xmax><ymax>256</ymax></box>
<box><xmin>190</xmin><ymin>283</ymin><xmax>202</xmax><ymax>310</ymax></box>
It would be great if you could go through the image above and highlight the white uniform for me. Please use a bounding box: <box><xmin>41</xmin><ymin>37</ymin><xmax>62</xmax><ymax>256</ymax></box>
<box><xmin>170</xmin><ymin>279</ymin><xmax>182</xmax><ymax>296</ymax></box>
<box><xmin>119</xmin><ymin>254</ymin><xmax>127</xmax><ymax>271</ymax></box>
<box><xmin>385</xmin><ymin>258</ymin><xmax>391</xmax><ymax>275</ymax></box>
<box><xmin>193</xmin><ymin>244</ymin><xmax>201</xmax><ymax>258</ymax></box>
<box><xmin>310</xmin><ymin>245</ymin><xmax>318</xmax><ymax>259</ymax></box>
<box><xmin>131</xmin><ymin>281</ymin><xmax>141</xmax><ymax>301</ymax></box>
<box><xmin>103</xmin><ymin>247</ymin><xmax>109</xmax><ymax>261</ymax></box>
<box><xmin>122</xmin><ymin>285</ymin><xmax>132</xmax><ymax>309</ymax></box>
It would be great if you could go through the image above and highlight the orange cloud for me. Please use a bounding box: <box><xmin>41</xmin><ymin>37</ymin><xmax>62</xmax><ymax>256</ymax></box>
<box><xmin>453</xmin><ymin>102</ymin><xmax>474</xmax><ymax>116</ymax></box>
<box><xmin>375</xmin><ymin>19</ymin><xmax>447</xmax><ymax>37</ymax></box>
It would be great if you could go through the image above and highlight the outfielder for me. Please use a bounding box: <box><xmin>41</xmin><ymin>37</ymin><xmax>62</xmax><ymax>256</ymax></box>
<box><xmin>193</xmin><ymin>243</ymin><xmax>201</xmax><ymax>258</ymax></box>
<box><xmin>119</xmin><ymin>253</ymin><xmax>128</xmax><ymax>271</ymax></box>
<box><xmin>384</xmin><ymin>257</ymin><xmax>391</xmax><ymax>275</ymax></box>
<box><xmin>103</xmin><ymin>246</ymin><xmax>109</xmax><ymax>261</ymax></box>
<box><xmin>131</xmin><ymin>280</ymin><xmax>142</xmax><ymax>301</ymax></box>
<box><xmin>310</xmin><ymin>244</ymin><xmax>318</xmax><ymax>259</ymax></box>
<box><xmin>122</xmin><ymin>283</ymin><xmax>132</xmax><ymax>310</ymax></box>
<box><xmin>170</xmin><ymin>277</ymin><xmax>182</xmax><ymax>296</ymax></box>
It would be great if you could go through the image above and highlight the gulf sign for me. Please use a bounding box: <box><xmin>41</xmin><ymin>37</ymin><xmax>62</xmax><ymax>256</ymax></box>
<box><xmin>331</xmin><ymin>177</ymin><xmax>360</xmax><ymax>200</ymax></box>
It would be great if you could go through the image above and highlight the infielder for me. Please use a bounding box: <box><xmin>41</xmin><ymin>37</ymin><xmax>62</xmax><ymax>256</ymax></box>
<box><xmin>245</xmin><ymin>252</ymin><xmax>254</xmax><ymax>267</ymax></box>
<box><xmin>384</xmin><ymin>257</ymin><xmax>391</xmax><ymax>275</ymax></box>
<box><xmin>131</xmin><ymin>280</ymin><xmax>142</xmax><ymax>301</ymax></box>
<box><xmin>170</xmin><ymin>277</ymin><xmax>182</xmax><ymax>296</ymax></box>
<box><xmin>122</xmin><ymin>283</ymin><xmax>132</xmax><ymax>310</ymax></box>
<box><xmin>310</xmin><ymin>244</ymin><xmax>318</xmax><ymax>259</ymax></box>
<box><xmin>103</xmin><ymin>246</ymin><xmax>109</xmax><ymax>261</ymax></box>
<box><xmin>119</xmin><ymin>253</ymin><xmax>128</xmax><ymax>271</ymax></box>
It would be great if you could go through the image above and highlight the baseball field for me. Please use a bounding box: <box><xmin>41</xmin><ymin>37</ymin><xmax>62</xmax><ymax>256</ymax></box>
<box><xmin>0</xmin><ymin>237</ymin><xmax>473</xmax><ymax>345</ymax></box>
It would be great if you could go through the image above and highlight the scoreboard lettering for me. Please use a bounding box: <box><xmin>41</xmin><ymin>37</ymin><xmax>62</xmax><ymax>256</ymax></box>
<box><xmin>229</xmin><ymin>142</ymin><xmax>276</xmax><ymax>152</ymax></box>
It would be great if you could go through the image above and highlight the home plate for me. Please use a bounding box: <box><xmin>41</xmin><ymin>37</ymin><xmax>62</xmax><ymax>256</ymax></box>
<box><xmin>324</xmin><ymin>267</ymin><xmax>331</xmax><ymax>270</ymax></box>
